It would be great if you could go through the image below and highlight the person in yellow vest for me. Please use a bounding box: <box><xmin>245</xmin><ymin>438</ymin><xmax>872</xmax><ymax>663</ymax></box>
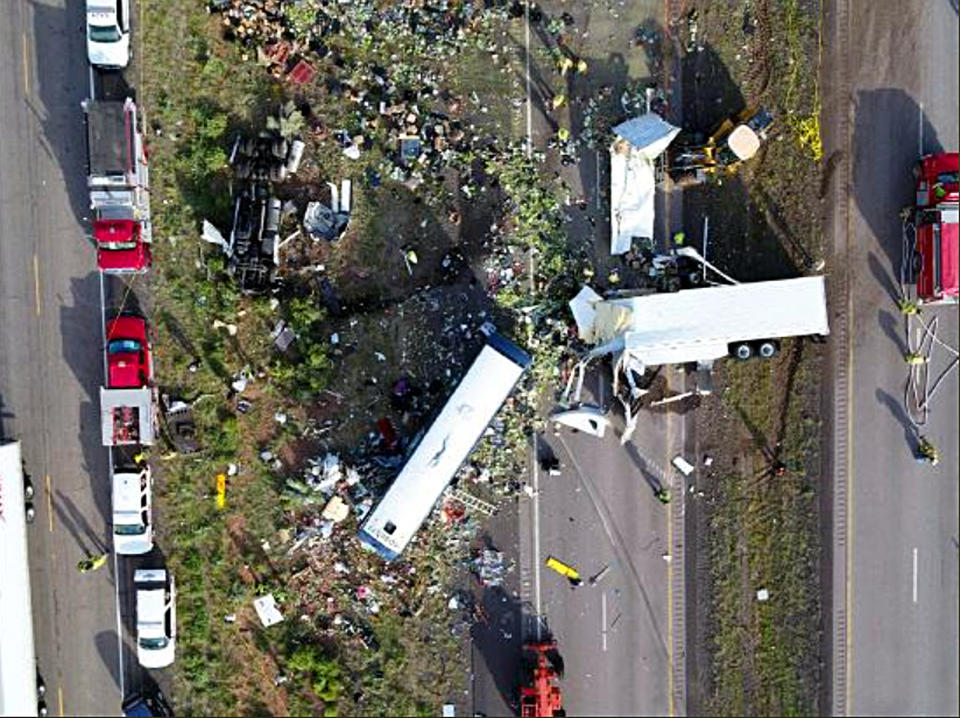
<box><xmin>77</xmin><ymin>553</ymin><xmax>109</xmax><ymax>573</ymax></box>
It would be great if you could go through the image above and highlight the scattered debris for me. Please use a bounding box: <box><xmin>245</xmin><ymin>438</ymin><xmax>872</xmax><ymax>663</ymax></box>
<box><xmin>303</xmin><ymin>180</ymin><xmax>352</xmax><ymax>242</ymax></box>
<box><xmin>253</xmin><ymin>594</ymin><xmax>284</xmax><ymax>627</ymax></box>
<box><xmin>551</xmin><ymin>406</ymin><xmax>610</xmax><ymax>438</ymax></box>
<box><xmin>322</xmin><ymin>495</ymin><xmax>351</xmax><ymax>524</ymax></box>
<box><xmin>672</xmin><ymin>456</ymin><xmax>695</xmax><ymax>477</ymax></box>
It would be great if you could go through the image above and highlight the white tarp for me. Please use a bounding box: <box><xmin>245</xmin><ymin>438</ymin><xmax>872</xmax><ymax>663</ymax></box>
<box><xmin>609</xmin><ymin>115</ymin><xmax>680</xmax><ymax>255</ymax></box>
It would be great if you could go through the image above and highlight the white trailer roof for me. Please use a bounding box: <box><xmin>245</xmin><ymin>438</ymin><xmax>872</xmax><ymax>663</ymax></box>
<box><xmin>0</xmin><ymin>441</ymin><xmax>39</xmax><ymax>718</ymax></box>
<box><xmin>575</xmin><ymin>276</ymin><xmax>830</xmax><ymax>367</ymax></box>
<box><xmin>359</xmin><ymin>336</ymin><xmax>529</xmax><ymax>559</ymax></box>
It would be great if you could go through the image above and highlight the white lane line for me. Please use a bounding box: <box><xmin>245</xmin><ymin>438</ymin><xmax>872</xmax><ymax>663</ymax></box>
<box><xmin>112</xmin><ymin>542</ymin><xmax>125</xmax><ymax>698</ymax></box>
<box><xmin>22</xmin><ymin>32</ymin><xmax>30</xmax><ymax>95</ymax></box>
<box><xmin>34</xmin><ymin>253</ymin><xmax>41</xmax><ymax>315</ymax></box>
<box><xmin>532</xmin><ymin>440</ymin><xmax>543</xmax><ymax>640</ymax></box>
<box><xmin>100</xmin><ymin>273</ymin><xmax>125</xmax><ymax>698</ymax></box>
<box><xmin>45</xmin><ymin>474</ymin><xmax>53</xmax><ymax>532</ymax></box>
<box><xmin>912</xmin><ymin>547</ymin><xmax>918</xmax><ymax>604</ymax></box>
<box><xmin>594</xmin><ymin>150</ymin><xmax>601</xmax><ymax>210</ymax></box>
<box><xmin>524</xmin><ymin>1</ymin><xmax>532</xmax><ymax>157</ymax></box>
<box><xmin>89</xmin><ymin>65</ymin><xmax>95</xmax><ymax>101</ymax></box>
<box><xmin>601</xmin><ymin>591</ymin><xmax>608</xmax><ymax>652</ymax></box>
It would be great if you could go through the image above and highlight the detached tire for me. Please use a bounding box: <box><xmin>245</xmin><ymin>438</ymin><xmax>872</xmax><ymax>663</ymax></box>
<box><xmin>731</xmin><ymin>342</ymin><xmax>753</xmax><ymax>360</ymax></box>
<box><xmin>757</xmin><ymin>340</ymin><xmax>779</xmax><ymax>359</ymax></box>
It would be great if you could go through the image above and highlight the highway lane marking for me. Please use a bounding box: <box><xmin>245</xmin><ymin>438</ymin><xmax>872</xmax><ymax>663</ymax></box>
<box><xmin>89</xmin><ymin>65</ymin><xmax>95</xmax><ymax>102</ymax></box>
<box><xmin>112</xmin><ymin>542</ymin><xmax>126</xmax><ymax>700</ymax></box>
<box><xmin>22</xmin><ymin>32</ymin><xmax>30</xmax><ymax>95</ymax></box>
<box><xmin>594</xmin><ymin>150</ymin><xmax>601</xmax><ymax>210</ymax></box>
<box><xmin>45</xmin><ymin>474</ymin><xmax>53</xmax><ymax>532</ymax></box>
<box><xmin>665</xmin><ymin>362</ymin><xmax>675</xmax><ymax>717</ymax></box>
<box><xmin>532</xmin><ymin>439</ymin><xmax>543</xmax><ymax>640</ymax></box>
<box><xmin>524</xmin><ymin>1</ymin><xmax>532</xmax><ymax>157</ymax></box>
<box><xmin>666</xmin><ymin>478</ymin><xmax>674</xmax><ymax>717</ymax></box>
<box><xmin>34</xmin><ymin>253</ymin><xmax>41</xmax><ymax>315</ymax></box>
<box><xmin>601</xmin><ymin>591</ymin><xmax>608</xmax><ymax>652</ymax></box>
<box><xmin>58</xmin><ymin>685</ymin><xmax>63</xmax><ymax>716</ymax></box>
<box><xmin>912</xmin><ymin>547</ymin><xmax>918</xmax><ymax>603</ymax></box>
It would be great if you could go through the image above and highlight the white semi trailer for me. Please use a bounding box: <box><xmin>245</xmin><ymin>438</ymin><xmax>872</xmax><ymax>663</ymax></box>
<box><xmin>571</xmin><ymin>275</ymin><xmax>830</xmax><ymax>372</ymax></box>
<box><xmin>0</xmin><ymin>441</ymin><xmax>41</xmax><ymax>717</ymax></box>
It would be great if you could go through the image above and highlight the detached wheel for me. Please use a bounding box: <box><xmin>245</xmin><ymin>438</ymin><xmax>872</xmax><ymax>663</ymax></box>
<box><xmin>757</xmin><ymin>340</ymin><xmax>779</xmax><ymax>359</ymax></box>
<box><xmin>731</xmin><ymin>342</ymin><xmax>753</xmax><ymax>360</ymax></box>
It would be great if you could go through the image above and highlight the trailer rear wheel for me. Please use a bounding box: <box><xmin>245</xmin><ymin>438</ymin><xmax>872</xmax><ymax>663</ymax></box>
<box><xmin>731</xmin><ymin>342</ymin><xmax>753</xmax><ymax>360</ymax></box>
<box><xmin>757</xmin><ymin>340</ymin><xmax>779</xmax><ymax>359</ymax></box>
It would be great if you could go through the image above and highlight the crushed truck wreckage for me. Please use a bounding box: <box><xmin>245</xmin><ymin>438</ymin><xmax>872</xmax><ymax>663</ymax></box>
<box><xmin>568</xmin><ymin>271</ymin><xmax>830</xmax><ymax>377</ymax></box>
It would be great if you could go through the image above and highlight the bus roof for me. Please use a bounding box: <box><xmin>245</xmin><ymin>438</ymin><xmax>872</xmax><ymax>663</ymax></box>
<box><xmin>0</xmin><ymin>441</ymin><xmax>39</xmax><ymax>717</ymax></box>
<box><xmin>359</xmin><ymin>332</ymin><xmax>529</xmax><ymax>560</ymax></box>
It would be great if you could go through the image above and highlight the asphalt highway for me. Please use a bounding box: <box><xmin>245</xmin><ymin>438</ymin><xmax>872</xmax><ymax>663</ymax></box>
<box><xmin>840</xmin><ymin>2</ymin><xmax>959</xmax><ymax>714</ymax></box>
<box><xmin>0</xmin><ymin>2</ymin><xmax>141</xmax><ymax>715</ymax></box>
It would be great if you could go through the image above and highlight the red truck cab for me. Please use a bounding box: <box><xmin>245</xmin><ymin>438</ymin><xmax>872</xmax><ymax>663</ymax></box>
<box><xmin>96</xmin><ymin>219</ymin><xmax>151</xmax><ymax>274</ymax></box>
<box><xmin>106</xmin><ymin>315</ymin><xmax>152</xmax><ymax>388</ymax></box>
<box><xmin>914</xmin><ymin>152</ymin><xmax>958</xmax><ymax>304</ymax></box>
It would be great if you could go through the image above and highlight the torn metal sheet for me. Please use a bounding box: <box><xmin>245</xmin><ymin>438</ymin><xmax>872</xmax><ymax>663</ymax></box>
<box><xmin>304</xmin><ymin>180</ymin><xmax>352</xmax><ymax>242</ymax></box>
<box><xmin>609</xmin><ymin>115</ymin><xmax>680</xmax><ymax>255</ymax></box>
<box><xmin>568</xmin><ymin>285</ymin><xmax>603</xmax><ymax>342</ymax></box>
<box><xmin>552</xmin><ymin>406</ymin><xmax>610</xmax><ymax>438</ymax></box>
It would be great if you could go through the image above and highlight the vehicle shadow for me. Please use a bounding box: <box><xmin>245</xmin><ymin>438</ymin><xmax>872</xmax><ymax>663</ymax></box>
<box><xmin>30</xmin><ymin>0</ymin><xmax>94</xmax><ymax>224</ymax></box>
<box><xmin>470</xmin><ymin>583</ymin><xmax>524</xmax><ymax>715</ymax></box>
<box><xmin>95</xmin><ymin>629</ymin><xmax>132</xmax><ymax>692</ymax></box>
<box><xmin>852</xmin><ymin>88</ymin><xmax>943</xmax><ymax>272</ymax></box>
<box><xmin>60</xmin><ymin>275</ymin><xmax>112</xmax><ymax>524</ymax></box>
<box><xmin>0</xmin><ymin>393</ymin><xmax>14</xmax><ymax>441</ymax></box>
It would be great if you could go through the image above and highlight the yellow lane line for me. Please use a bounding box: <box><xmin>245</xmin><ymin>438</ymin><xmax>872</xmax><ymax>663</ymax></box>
<box><xmin>22</xmin><ymin>32</ymin><xmax>30</xmax><ymax>95</ymax></box>
<box><xmin>34</xmin><ymin>253</ymin><xmax>41</xmax><ymax>316</ymax></box>
<box><xmin>45</xmin><ymin>474</ymin><xmax>53</xmax><ymax>532</ymax></box>
<box><xmin>58</xmin><ymin>685</ymin><xmax>64</xmax><ymax>716</ymax></box>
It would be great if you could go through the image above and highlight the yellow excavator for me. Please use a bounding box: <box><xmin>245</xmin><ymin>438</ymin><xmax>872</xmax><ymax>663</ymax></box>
<box><xmin>667</xmin><ymin>107</ymin><xmax>774</xmax><ymax>184</ymax></box>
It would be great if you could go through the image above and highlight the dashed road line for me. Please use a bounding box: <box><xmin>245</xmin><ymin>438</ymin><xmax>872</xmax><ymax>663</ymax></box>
<box><xmin>22</xmin><ymin>31</ymin><xmax>30</xmax><ymax>95</ymax></box>
<box><xmin>45</xmin><ymin>474</ymin><xmax>53</xmax><ymax>532</ymax></box>
<box><xmin>34</xmin><ymin>253</ymin><xmax>41</xmax><ymax>315</ymax></box>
